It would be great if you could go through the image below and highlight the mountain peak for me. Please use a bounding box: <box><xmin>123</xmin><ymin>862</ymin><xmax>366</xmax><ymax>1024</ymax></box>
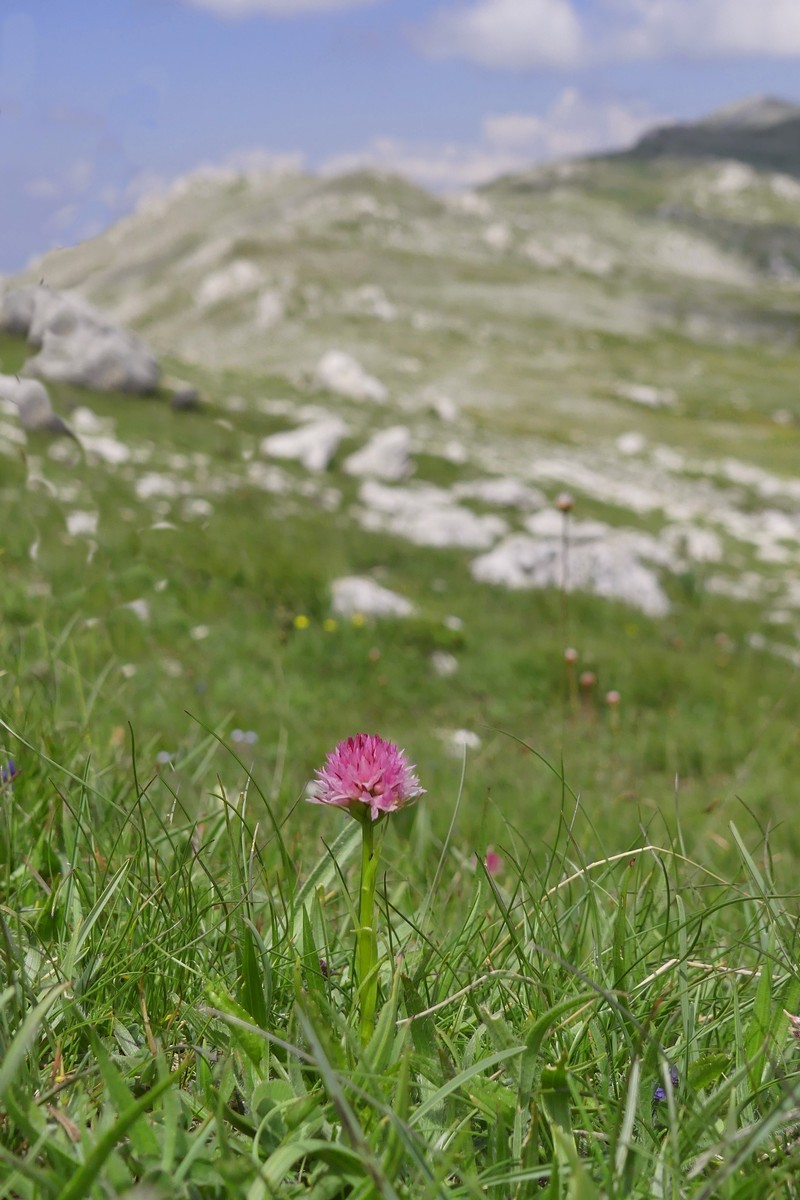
<box><xmin>619</xmin><ymin>94</ymin><xmax>800</xmax><ymax>178</ymax></box>
<box><xmin>699</xmin><ymin>95</ymin><xmax>800</xmax><ymax>131</ymax></box>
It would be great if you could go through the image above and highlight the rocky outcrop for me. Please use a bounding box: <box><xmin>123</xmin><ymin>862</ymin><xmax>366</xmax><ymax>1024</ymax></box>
<box><xmin>0</xmin><ymin>285</ymin><xmax>159</xmax><ymax>395</ymax></box>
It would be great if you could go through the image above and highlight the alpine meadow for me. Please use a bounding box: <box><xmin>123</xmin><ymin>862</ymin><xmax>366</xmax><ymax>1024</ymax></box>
<box><xmin>3</xmin><ymin>96</ymin><xmax>800</xmax><ymax>1198</ymax></box>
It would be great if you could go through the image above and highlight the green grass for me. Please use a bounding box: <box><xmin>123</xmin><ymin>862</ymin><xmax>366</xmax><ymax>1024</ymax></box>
<box><xmin>2</xmin><ymin>708</ymin><xmax>800</xmax><ymax>1197</ymax></box>
<box><xmin>4</xmin><ymin>323</ymin><xmax>800</xmax><ymax>1193</ymax></box>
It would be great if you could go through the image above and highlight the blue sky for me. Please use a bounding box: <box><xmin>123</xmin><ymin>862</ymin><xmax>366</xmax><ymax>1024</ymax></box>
<box><xmin>2</xmin><ymin>0</ymin><xmax>800</xmax><ymax>271</ymax></box>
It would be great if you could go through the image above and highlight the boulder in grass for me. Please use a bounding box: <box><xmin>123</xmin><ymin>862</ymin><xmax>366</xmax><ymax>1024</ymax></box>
<box><xmin>261</xmin><ymin>416</ymin><xmax>347</xmax><ymax>472</ymax></box>
<box><xmin>343</xmin><ymin>426</ymin><xmax>412</xmax><ymax>483</ymax></box>
<box><xmin>331</xmin><ymin>576</ymin><xmax>415</xmax><ymax>619</ymax></box>
<box><xmin>24</xmin><ymin>324</ymin><xmax>159</xmax><ymax>394</ymax></box>
<box><xmin>315</xmin><ymin>350</ymin><xmax>387</xmax><ymax>403</ymax></box>
<box><xmin>1</xmin><ymin>285</ymin><xmax>160</xmax><ymax>395</ymax></box>
<box><xmin>0</xmin><ymin>374</ymin><xmax>74</xmax><ymax>435</ymax></box>
<box><xmin>0</xmin><ymin>287</ymin><xmax>37</xmax><ymax>335</ymax></box>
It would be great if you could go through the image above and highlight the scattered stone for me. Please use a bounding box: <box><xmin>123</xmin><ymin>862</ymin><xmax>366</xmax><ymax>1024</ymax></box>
<box><xmin>442</xmin><ymin>440</ymin><xmax>468</xmax><ymax>464</ymax></box>
<box><xmin>124</xmin><ymin>598</ymin><xmax>150</xmax><ymax>622</ymax></box>
<box><xmin>343</xmin><ymin>426</ymin><xmax>412</xmax><ymax>482</ymax></box>
<box><xmin>483</xmin><ymin>223</ymin><xmax>511</xmax><ymax>251</ymax></box>
<box><xmin>0</xmin><ymin>374</ymin><xmax>73</xmax><ymax>435</ymax></box>
<box><xmin>80</xmin><ymin>434</ymin><xmax>131</xmax><ymax>465</ymax></box>
<box><xmin>343</xmin><ymin>284</ymin><xmax>397</xmax><ymax>321</ymax></box>
<box><xmin>615</xmin><ymin>382</ymin><xmax>677</xmax><ymax>409</ymax></box>
<box><xmin>616</xmin><ymin>431</ymin><xmax>646</xmax><ymax>456</ymax></box>
<box><xmin>331</xmin><ymin>576</ymin><xmax>415</xmax><ymax>619</ymax></box>
<box><xmin>472</xmin><ymin>521</ymin><xmax>671</xmax><ymax>617</ymax></box>
<box><xmin>430</xmin><ymin>394</ymin><xmax>458</xmax><ymax>422</ymax></box>
<box><xmin>454</xmin><ymin>477</ymin><xmax>544</xmax><ymax>510</ymax></box>
<box><xmin>315</xmin><ymin>350</ymin><xmax>387</xmax><ymax>403</ymax></box>
<box><xmin>66</xmin><ymin>510</ymin><xmax>98</xmax><ymax>537</ymax></box>
<box><xmin>196</xmin><ymin>259</ymin><xmax>261</xmax><ymax>307</ymax></box>
<box><xmin>261</xmin><ymin>415</ymin><xmax>347</xmax><ymax>472</ymax></box>
<box><xmin>246</xmin><ymin>461</ymin><xmax>292</xmax><ymax>493</ymax></box>
<box><xmin>170</xmin><ymin>385</ymin><xmax>201</xmax><ymax>412</ymax></box>
<box><xmin>430</xmin><ymin>650</ymin><xmax>459</xmax><ymax>677</ymax></box>
<box><xmin>358</xmin><ymin>480</ymin><xmax>507</xmax><ymax>550</ymax></box>
<box><xmin>663</xmin><ymin>524</ymin><xmax>723</xmax><ymax>563</ymax></box>
<box><xmin>255</xmin><ymin>290</ymin><xmax>284</xmax><ymax>329</ymax></box>
<box><xmin>136</xmin><ymin>472</ymin><xmax>184</xmax><ymax>501</ymax></box>
<box><xmin>70</xmin><ymin>406</ymin><xmax>105</xmax><ymax>435</ymax></box>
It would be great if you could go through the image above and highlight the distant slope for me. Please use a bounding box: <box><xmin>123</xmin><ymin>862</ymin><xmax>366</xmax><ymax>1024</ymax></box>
<box><xmin>615</xmin><ymin>95</ymin><xmax>800</xmax><ymax>178</ymax></box>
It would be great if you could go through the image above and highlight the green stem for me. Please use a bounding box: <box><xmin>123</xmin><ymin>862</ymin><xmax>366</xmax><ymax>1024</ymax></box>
<box><xmin>357</xmin><ymin>817</ymin><xmax>380</xmax><ymax>1044</ymax></box>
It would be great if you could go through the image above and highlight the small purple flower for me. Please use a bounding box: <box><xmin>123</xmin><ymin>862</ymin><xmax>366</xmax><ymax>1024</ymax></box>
<box><xmin>1</xmin><ymin>760</ymin><xmax>18</xmax><ymax>787</ymax></box>
<box><xmin>653</xmin><ymin>1064</ymin><xmax>679</xmax><ymax>1104</ymax></box>
<box><xmin>309</xmin><ymin>733</ymin><xmax>424</xmax><ymax>823</ymax></box>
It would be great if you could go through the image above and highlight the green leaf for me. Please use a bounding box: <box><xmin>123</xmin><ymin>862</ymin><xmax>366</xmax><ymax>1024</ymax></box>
<box><xmin>0</xmin><ymin>984</ymin><xmax>69</xmax><ymax>1109</ymax></box>
<box><xmin>205</xmin><ymin>981</ymin><xmax>265</xmax><ymax>1067</ymax></box>
<box><xmin>91</xmin><ymin>1036</ymin><xmax>161</xmax><ymax>1159</ymax></box>
<box><xmin>688</xmin><ymin>1053</ymin><xmax>730</xmax><ymax>1091</ymax></box>
<box><xmin>54</xmin><ymin>1066</ymin><xmax>182</xmax><ymax>1200</ymax></box>
<box><xmin>744</xmin><ymin>949</ymin><xmax>773</xmax><ymax>1093</ymax></box>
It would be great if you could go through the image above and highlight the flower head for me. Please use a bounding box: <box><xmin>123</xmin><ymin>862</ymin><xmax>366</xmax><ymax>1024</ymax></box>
<box><xmin>484</xmin><ymin>847</ymin><xmax>503</xmax><ymax>876</ymax></box>
<box><xmin>1</xmin><ymin>760</ymin><xmax>17</xmax><ymax>787</ymax></box>
<box><xmin>310</xmin><ymin>733</ymin><xmax>424</xmax><ymax>823</ymax></box>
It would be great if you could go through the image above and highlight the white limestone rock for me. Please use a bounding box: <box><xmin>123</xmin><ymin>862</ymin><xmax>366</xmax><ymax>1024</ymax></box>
<box><xmin>315</xmin><ymin>350</ymin><xmax>387</xmax><ymax>403</ymax></box>
<box><xmin>0</xmin><ymin>374</ymin><xmax>72</xmax><ymax>434</ymax></box>
<box><xmin>454</xmin><ymin>477</ymin><xmax>544</xmax><ymax>510</ymax></box>
<box><xmin>343</xmin><ymin>426</ymin><xmax>412</xmax><ymax>482</ymax></box>
<box><xmin>25</xmin><ymin>324</ymin><xmax>159</xmax><ymax>394</ymax></box>
<box><xmin>615</xmin><ymin>382</ymin><xmax>677</xmax><ymax>409</ymax></box>
<box><xmin>261</xmin><ymin>415</ymin><xmax>347</xmax><ymax>472</ymax></box>
<box><xmin>331</xmin><ymin>576</ymin><xmax>415</xmax><ymax>619</ymax></box>
<box><xmin>196</xmin><ymin>260</ymin><xmax>262</xmax><ymax>307</ymax></box>
<box><xmin>430</xmin><ymin>651</ymin><xmax>459</xmax><ymax>677</ymax></box>
<box><xmin>472</xmin><ymin>521</ymin><xmax>671</xmax><ymax>617</ymax></box>
<box><xmin>3</xmin><ymin>285</ymin><xmax>159</xmax><ymax>394</ymax></box>
<box><xmin>358</xmin><ymin>480</ymin><xmax>507</xmax><ymax>550</ymax></box>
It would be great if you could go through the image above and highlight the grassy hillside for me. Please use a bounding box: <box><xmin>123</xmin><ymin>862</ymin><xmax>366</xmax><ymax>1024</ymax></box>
<box><xmin>3</xmin><ymin>155</ymin><xmax>800</xmax><ymax>1195</ymax></box>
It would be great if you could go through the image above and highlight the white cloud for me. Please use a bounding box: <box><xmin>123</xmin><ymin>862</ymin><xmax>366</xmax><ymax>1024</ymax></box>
<box><xmin>321</xmin><ymin>90</ymin><xmax>666</xmax><ymax>190</ymax></box>
<box><xmin>421</xmin><ymin>0</ymin><xmax>800</xmax><ymax>67</ymax></box>
<box><xmin>421</xmin><ymin>0</ymin><xmax>585</xmax><ymax>69</ymax></box>
<box><xmin>483</xmin><ymin>89</ymin><xmax>663</xmax><ymax>160</ymax></box>
<box><xmin>608</xmin><ymin>0</ymin><xmax>800</xmax><ymax>60</ymax></box>
<box><xmin>180</xmin><ymin>0</ymin><xmax>378</xmax><ymax>16</ymax></box>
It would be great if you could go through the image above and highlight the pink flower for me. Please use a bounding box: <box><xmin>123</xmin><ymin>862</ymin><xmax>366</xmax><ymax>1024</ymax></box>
<box><xmin>310</xmin><ymin>733</ymin><xmax>425</xmax><ymax>822</ymax></box>
<box><xmin>484</xmin><ymin>847</ymin><xmax>503</xmax><ymax>876</ymax></box>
